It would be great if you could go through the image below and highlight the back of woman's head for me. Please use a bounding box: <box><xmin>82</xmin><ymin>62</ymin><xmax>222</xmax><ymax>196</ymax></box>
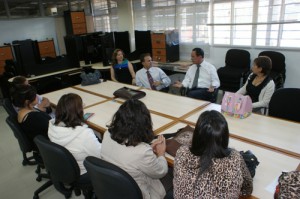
<box><xmin>55</xmin><ymin>93</ymin><xmax>84</xmax><ymax>128</ymax></box>
<box><xmin>254</xmin><ymin>56</ymin><xmax>272</xmax><ymax>75</ymax></box>
<box><xmin>190</xmin><ymin>110</ymin><xmax>230</xmax><ymax>173</ymax></box>
<box><xmin>108</xmin><ymin>99</ymin><xmax>154</xmax><ymax>146</ymax></box>
<box><xmin>12</xmin><ymin>84</ymin><xmax>36</xmax><ymax>108</ymax></box>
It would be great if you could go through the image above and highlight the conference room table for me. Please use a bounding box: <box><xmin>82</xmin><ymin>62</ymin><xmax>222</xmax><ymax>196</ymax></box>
<box><xmin>42</xmin><ymin>80</ymin><xmax>300</xmax><ymax>199</ymax></box>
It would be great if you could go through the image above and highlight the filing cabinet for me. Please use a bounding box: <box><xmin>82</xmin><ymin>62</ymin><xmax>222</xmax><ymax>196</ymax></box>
<box><xmin>38</xmin><ymin>40</ymin><xmax>56</xmax><ymax>58</ymax></box>
<box><xmin>0</xmin><ymin>46</ymin><xmax>13</xmax><ymax>74</ymax></box>
<box><xmin>151</xmin><ymin>31</ymin><xmax>179</xmax><ymax>63</ymax></box>
<box><xmin>64</xmin><ymin>11</ymin><xmax>87</xmax><ymax>35</ymax></box>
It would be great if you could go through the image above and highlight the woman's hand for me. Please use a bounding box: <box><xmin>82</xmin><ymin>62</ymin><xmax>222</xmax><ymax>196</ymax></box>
<box><xmin>151</xmin><ymin>135</ymin><xmax>166</xmax><ymax>156</ymax></box>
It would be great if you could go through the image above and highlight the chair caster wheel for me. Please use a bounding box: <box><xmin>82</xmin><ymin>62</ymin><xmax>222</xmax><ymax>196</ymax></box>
<box><xmin>36</xmin><ymin>176</ymin><xmax>42</xmax><ymax>182</ymax></box>
<box><xmin>33</xmin><ymin>194</ymin><xmax>39</xmax><ymax>199</ymax></box>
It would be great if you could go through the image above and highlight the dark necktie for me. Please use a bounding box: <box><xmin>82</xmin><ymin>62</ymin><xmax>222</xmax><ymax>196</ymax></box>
<box><xmin>146</xmin><ymin>70</ymin><xmax>156</xmax><ymax>90</ymax></box>
<box><xmin>192</xmin><ymin>64</ymin><xmax>200</xmax><ymax>89</ymax></box>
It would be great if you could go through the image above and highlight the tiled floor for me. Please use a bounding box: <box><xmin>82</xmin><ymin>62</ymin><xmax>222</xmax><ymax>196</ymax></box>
<box><xmin>0</xmin><ymin>105</ymin><xmax>84</xmax><ymax>199</ymax></box>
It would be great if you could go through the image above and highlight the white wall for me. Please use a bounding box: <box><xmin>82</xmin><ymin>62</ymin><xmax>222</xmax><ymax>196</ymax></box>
<box><xmin>0</xmin><ymin>18</ymin><xmax>61</xmax><ymax>55</ymax></box>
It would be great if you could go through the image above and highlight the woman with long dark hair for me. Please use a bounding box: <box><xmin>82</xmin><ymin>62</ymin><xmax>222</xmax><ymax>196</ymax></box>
<box><xmin>101</xmin><ymin>99</ymin><xmax>169</xmax><ymax>199</ymax></box>
<box><xmin>174</xmin><ymin>110</ymin><xmax>253</xmax><ymax>198</ymax></box>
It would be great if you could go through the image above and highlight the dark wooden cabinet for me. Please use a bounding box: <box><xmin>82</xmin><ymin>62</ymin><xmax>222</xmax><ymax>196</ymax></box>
<box><xmin>151</xmin><ymin>31</ymin><xmax>179</xmax><ymax>62</ymax></box>
<box><xmin>64</xmin><ymin>11</ymin><xmax>87</xmax><ymax>35</ymax></box>
<box><xmin>0</xmin><ymin>46</ymin><xmax>13</xmax><ymax>74</ymax></box>
<box><xmin>38</xmin><ymin>40</ymin><xmax>56</xmax><ymax>58</ymax></box>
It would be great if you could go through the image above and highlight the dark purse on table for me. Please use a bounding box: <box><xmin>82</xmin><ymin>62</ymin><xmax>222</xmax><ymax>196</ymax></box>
<box><xmin>113</xmin><ymin>87</ymin><xmax>146</xmax><ymax>100</ymax></box>
<box><xmin>80</xmin><ymin>68</ymin><xmax>101</xmax><ymax>86</ymax></box>
<box><xmin>165</xmin><ymin>125</ymin><xmax>259</xmax><ymax>178</ymax></box>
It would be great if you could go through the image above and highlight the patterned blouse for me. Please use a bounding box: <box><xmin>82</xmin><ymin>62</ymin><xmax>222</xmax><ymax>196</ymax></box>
<box><xmin>174</xmin><ymin>146</ymin><xmax>253</xmax><ymax>199</ymax></box>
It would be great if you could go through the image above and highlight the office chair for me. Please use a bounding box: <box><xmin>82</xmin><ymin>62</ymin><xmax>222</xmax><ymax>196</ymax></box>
<box><xmin>258</xmin><ymin>51</ymin><xmax>286</xmax><ymax>90</ymax></box>
<box><xmin>5</xmin><ymin>115</ymin><xmax>36</xmax><ymax>166</ymax></box>
<box><xmin>268</xmin><ymin>88</ymin><xmax>300</xmax><ymax>122</ymax></box>
<box><xmin>3</xmin><ymin>98</ymin><xmax>17</xmax><ymax>118</ymax></box>
<box><xmin>217</xmin><ymin>49</ymin><xmax>251</xmax><ymax>92</ymax></box>
<box><xmin>84</xmin><ymin>156</ymin><xmax>143</xmax><ymax>199</ymax></box>
<box><xmin>34</xmin><ymin>135</ymin><xmax>93</xmax><ymax>199</ymax></box>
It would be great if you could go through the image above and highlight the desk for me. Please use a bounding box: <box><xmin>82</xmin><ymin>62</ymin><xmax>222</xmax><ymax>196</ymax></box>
<box><xmin>80</xmin><ymin>60</ymin><xmax>140</xmax><ymax>70</ymax></box>
<box><xmin>139</xmin><ymin>88</ymin><xmax>209</xmax><ymax>119</ymax></box>
<box><xmin>73</xmin><ymin>80</ymin><xmax>141</xmax><ymax>99</ymax></box>
<box><xmin>157</xmin><ymin>60</ymin><xmax>191</xmax><ymax>73</ymax></box>
<box><xmin>84</xmin><ymin>100</ymin><xmax>175</xmax><ymax>133</ymax></box>
<box><xmin>8</xmin><ymin>67</ymin><xmax>82</xmax><ymax>82</ymax></box>
<box><xmin>42</xmin><ymin>87</ymin><xmax>108</xmax><ymax>108</ymax></box>
<box><xmin>158</xmin><ymin>122</ymin><xmax>300</xmax><ymax>199</ymax></box>
<box><xmin>42</xmin><ymin>81</ymin><xmax>299</xmax><ymax>198</ymax></box>
<box><xmin>182</xmin><ymin>103</ymin><xmax>300</xmax><ymax>159</ymax></box>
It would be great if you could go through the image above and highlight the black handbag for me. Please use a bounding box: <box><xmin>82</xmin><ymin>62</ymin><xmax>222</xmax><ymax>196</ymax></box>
<box><xmin>113</xmin><ymin>87</ymin><xmax>146</xmax><ymax>100</ymax></box>
<box><xmin>80</xmin><ymin>69</ymin><xmax>101</xmax><ymax>86</ymax></box>
<box><xmin>240</xmin><ymin>150</ymin><xmax>260</xmax><ymax>178</ymax></box>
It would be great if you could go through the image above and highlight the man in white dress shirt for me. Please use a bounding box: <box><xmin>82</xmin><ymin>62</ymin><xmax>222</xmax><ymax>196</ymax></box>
<box><xmin>173</xmin><ymin>48</ymin><xmax>220</xmax><ymax>102</ymax></box>
<box><xmin>136</xmin><ymin>53</ymin><xmax>171</xmax><ymax>92</ymax></box>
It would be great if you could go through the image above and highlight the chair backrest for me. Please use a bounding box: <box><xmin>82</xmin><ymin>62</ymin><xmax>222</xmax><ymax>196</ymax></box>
<box><xmin>84</xmin><ymin>156</ymin><xmax>143</xmax><ymax>199</ymax></box>
<box><xmin>258</xmin><ymin>51</ymin><xmax>286</xmax><ymax>74</ymax></box>
<box><xmin>258</xmin><ymin>51</ymin><xmax>286</xmax><ymax>89</ymax></box>
<box><xmin>6</xmin><ymin>115</ymin><xmax>33</xmax><ymax>154</ymax></box>
<box><xmin>225</xmin><ymin>49</ymin><xmax>251</xmax><ymax>69</ymax></box>
<box><xmin>3</xmin><ymin>98</ymin><xmax>17</xmax><ymax>117</ymax></box>
<box><xmin>34</xmin><ymin>135</ymin><xmax>80</xmax><ymax>184</ymax></box>
<box><xmin>269</xmin><ymin>88</ymin><xmax>300</xmax><ymax>122</ymax></box>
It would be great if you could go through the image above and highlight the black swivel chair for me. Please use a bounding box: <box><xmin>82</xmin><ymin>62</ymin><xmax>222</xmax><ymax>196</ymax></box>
<box><xmin>5</xmin><ymin>115</ymin><xmax>36</xmax><ymax>166</ymax></box>
<box><xmin>258</xmin><ymin>51</ymin><xmax>286</xmax><ymax>90</ymax></box>
<box><xmin>3</xmin><ymin>98</ymin><xmax>17</xmax><ymax>118</ymax></box>
<box><xmin>217</xmin><ymin>49</ymin><xmax>251</xmax><ymax>92</ymax></box>
<box><xmin>34</xmin><ymin>135</ymin><xmax>93</xmax><ymax>199</ymax></box>
<box><xmin>84</xmin><ymin>156</ymin><xmax>143</xmax><ymax>199</ymax></box>
<box><xmin>268</xmin><ymin>88</ymin><xmax>300</xmax><ymax>122</ymax></box>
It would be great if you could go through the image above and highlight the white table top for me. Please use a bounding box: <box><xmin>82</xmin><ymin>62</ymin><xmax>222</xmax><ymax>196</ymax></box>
<box><xmin>42</xmin><ymin>87</ymin><xmax>107</xmax><ymax>108</ymax></box>
<box><xmin>139</xmin><ymin>88</ymin><xmax>209</xmax><ymax>118</ymax></box>
<box><xmin>84</xmin><ymin>100</ymin><xmax>174</xmax><ymax>133</ymax></box>
<box><xmin>159</xmin><ymin>122</ymin><xmax>300</xmax><ymax>199</ymax></box>
<box><xmin>182</xmin><ymin>103</ymin><xmax>300</xmax><ymax>158</ymax></box>
<box><xmin>73</xmin><ymin>80</ymin><xmax>141</xmax><ymax>99</ymax></box>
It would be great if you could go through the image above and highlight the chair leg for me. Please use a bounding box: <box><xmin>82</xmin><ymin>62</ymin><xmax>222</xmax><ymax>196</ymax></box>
<box><xmin>53</xmin><ymin>181</ymin><xmax>73</xmax><ymax>199</ymax></box>
<box><xmin>33</xmin><ymin>180</ymin><xmax>53</xmax><ymax>199</ymax></box>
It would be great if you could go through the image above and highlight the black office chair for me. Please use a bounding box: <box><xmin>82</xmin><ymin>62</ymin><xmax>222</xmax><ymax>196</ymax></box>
<box><xmin>3</xmin><ymin>98</ymin><xmax>17</xmax><ymax>118</ymax></box>
<box><xmin>84</xmin><ymin>156</ymin><xmax>143</xmax><ymax>199</ymax></box>
<box><xmin>5</xmin><ymin>115</ymin><xmax>36</xmax><ymax>166</ymax></box>
<box><xmin>34</xmin><ymin>135</ymin><xmax>93</xmax><ymax>199</ymax></box>
<box><xmin>268</xmin><ymin>88</ymin><xmax>300</xmax><ymax>122</ymax></box>
<box><xmin>217</xmin><ymin>49</ymin><xmax>251</xmax><ymax>92</ymax></box>
<box><xmin>258</xmin><ymin>51</ymin><xmax>286</xmax><ymax>90</ymax></box>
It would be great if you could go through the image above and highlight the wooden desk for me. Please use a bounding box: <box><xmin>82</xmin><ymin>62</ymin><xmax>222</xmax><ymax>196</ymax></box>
<box><xmin>139</xmin><ymin>88</ymin><xmax>209</xmax><ymax>119</ymax></box>
<box><xmin>80</xmin><ymin>60</ymin><xmax>140</xmax><ymax>70</ymax></box>
<box><xmin>84</xmin><ymin>100</ymin><xmax>175</xmax><ymax>133</ymax></box>
<box><xmin>182</xmin><ymin>103</ymin><xmax>300</xmax><ymax>159</ymax></box>
<box><xmin>158</xmin><ymin>122</ymin><xmax>299</xmax><ymax>199</ymax></box>
<box><xmin>73</xmin><ymin>80</ymin><xmax>141</xmax><ymax>99</ymax></box>
<box><xmin>42</xmin><ymin>87</ymin><xmax>108</xmax><ymax>108</ymax></box>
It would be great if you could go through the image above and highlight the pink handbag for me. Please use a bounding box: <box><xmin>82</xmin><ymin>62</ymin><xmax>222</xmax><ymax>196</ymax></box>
<box><xmin>221</xmin><ymin>92</ymin><xmax>252</xmax><ymax>119</ymax></box>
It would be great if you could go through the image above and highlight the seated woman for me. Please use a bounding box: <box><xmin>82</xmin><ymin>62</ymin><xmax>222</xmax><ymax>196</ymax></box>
<box><xmin>110</xmin><ymin>49</ymin><xmax>136</xmax><ymax>84</ymax></box>
<box><xmin>101</xmin><ymin>99</ymin><xmax>169</xmax><ymax>199</ymax></box>
<box><xmin>174</xmin><ymin>110</ymin><xmax>253</xmax><ymax>199</ymax></box>
<box><xmin>12</xmin><ymin>84</ymin><xmax>51</xmax><ymax>150</ymax></box>
<box><xmin>48</xmin><ymin>93</ymin><xmax>101</xmax><ymax>176</ymax></box>
<box><xmin>237</xmin><ymin>56</ymin><xmax>275</xmax><ymax>113</ymax></box>
<box><xmin>10</xmin><ymin>76</ymin><xmax>54</xmax><ymax>117</ymax></box>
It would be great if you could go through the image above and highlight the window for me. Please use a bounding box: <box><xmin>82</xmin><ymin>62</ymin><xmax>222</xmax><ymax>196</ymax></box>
<box><xmin>133</xmin><ymin>0</ymin><xmax>300</xmax><ymax>49</ymax></box>
<box><xmin>92</xmin><ymin>0</ymin><xmax>118</xmax><ymax>32</ymax></box>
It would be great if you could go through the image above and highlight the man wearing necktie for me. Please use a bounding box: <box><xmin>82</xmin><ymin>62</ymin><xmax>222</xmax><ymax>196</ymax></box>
<box><xmin>135</xmin><ymin>53</ymin><xmax>171</xmax><ymax>92</ymax></box>
<box><xmin>173</xmin><ymin>48</ymin><xmax>220</xmax><ymax>102</ymax></box>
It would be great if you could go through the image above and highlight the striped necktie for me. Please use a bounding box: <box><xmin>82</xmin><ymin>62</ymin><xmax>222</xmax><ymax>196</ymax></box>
<box><xmin>146</xmin><ymin>70</ymin><xmax>156</xmax><ymax>90</ymax></box>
